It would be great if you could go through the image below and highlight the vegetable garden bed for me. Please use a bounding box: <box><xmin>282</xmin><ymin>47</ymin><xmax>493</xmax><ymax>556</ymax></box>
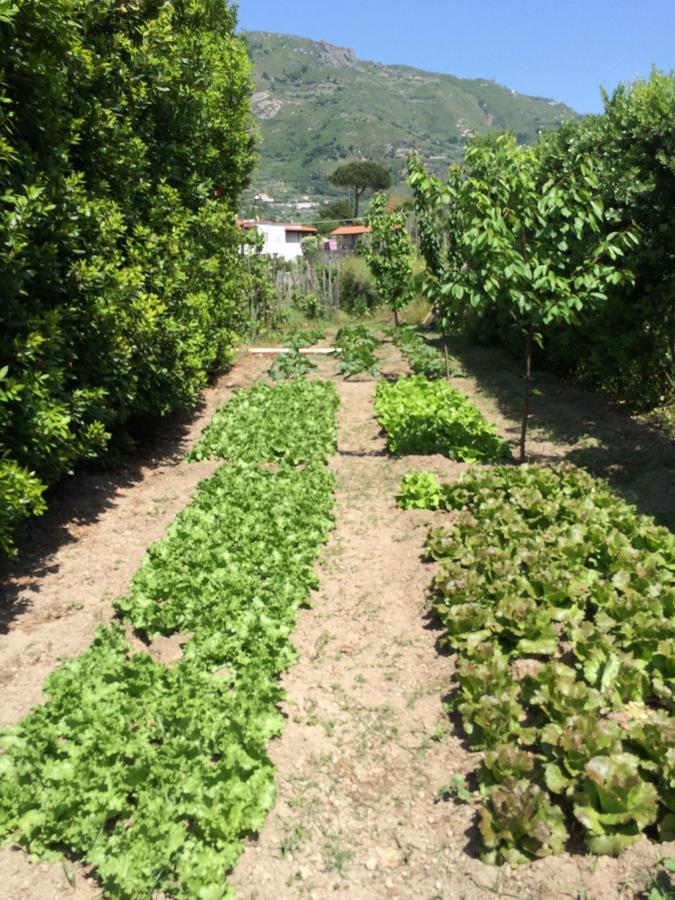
<box><xmin>0</xmin><ymin>380</ymin><xmax>339</xmax><ymax>898</ymax></box>
<box><xmin>375</xmin><ymin>374</ymin><xmax>511</xmax><ymax>462</ymax></box>
<box><xmin>398</xmin><ymin>464</ymin><xmax>674</xmax><ymax>865</ymax></box>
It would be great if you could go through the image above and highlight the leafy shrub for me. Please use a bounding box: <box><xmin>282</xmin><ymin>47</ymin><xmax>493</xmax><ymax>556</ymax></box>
<box><xmin>401</xmin><ymin>463</ymin><xmax>675</xmax><ymax>861</ymax></box>
<box><xmin>0</xmin><ymin>452</ymin><xmax>47</xmax><ymax>559</ymax></box>
<box><xmin>189</xmin><ymin>380</ymin><xmax>339</xmax><ymax>465</ymax></box>
<box><xmin>339</xmin><ymin>257</ymin><xmax>379</xmax><ymax>314</ymax></box>
<box><xmin>375</xmin><ymin>376</ymin><xmax>511</xmax><ymax>462</ymax></box>
<box><xmin>0</xmin><ymin>0</ymin><xmax>255</xmax><ymax>557</ymax></box>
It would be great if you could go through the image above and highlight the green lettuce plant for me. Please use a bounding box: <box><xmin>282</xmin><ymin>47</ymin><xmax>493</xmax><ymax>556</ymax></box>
<box><xmin>375</xmin><ymin>375</ymin><xmax>511</xmax><ymax>462</ymax></box>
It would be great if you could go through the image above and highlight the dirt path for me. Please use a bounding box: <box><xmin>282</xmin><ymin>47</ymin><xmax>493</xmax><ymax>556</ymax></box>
<box><xmin>1</xmin><ymin>333</ymin><xmax>671</xmax><ymax>898</ymax></box>
<box><xmin>229</xmin><ymin>342</ymin><xmax>668</xmax><ymax>900</ymax></box>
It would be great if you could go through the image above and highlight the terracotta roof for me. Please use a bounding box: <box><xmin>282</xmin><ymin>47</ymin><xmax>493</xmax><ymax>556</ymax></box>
<box><xmin>330</xmin><ymin>225</ymin><xmax>372</xmax><ymax>236</ymax></box>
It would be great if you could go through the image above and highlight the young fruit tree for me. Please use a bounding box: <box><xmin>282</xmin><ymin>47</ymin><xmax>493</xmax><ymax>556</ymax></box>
<box><xmin>409</xmin><ymin>134</ymin><xmax>638</xmax><ymax>461</ymax></box>
<box><xmin>364</xmin><ymin>193</ymin><xmax>415</xmax><ymax>328</ymax></box>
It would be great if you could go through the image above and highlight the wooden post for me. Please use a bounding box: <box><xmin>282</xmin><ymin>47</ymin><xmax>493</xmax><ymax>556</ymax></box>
<box><xmin>444</xmin><ymin>343</ymin><xmax>450</xmax><ymax>381</ymax></box>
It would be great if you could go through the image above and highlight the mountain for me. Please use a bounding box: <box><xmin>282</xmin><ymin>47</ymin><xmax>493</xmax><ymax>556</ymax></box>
<box><xmin>243</xmin><ymin>31</ymin><xmax>579</xmax><ymax>208</ymax></box>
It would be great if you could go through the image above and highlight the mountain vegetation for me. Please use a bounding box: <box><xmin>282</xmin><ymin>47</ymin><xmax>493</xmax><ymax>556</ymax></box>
<box><xmin>244</xmin><ymin>31</ymin><xmax>580</xmax><ymax>202</ymax></box>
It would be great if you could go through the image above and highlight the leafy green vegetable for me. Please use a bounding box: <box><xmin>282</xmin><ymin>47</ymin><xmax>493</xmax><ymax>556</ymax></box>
<box><xmin>268</xmin><ymin>349</ymin><xmax>317</xmax><ymax>381</ymax></box>
<box><xmin>391</xmin><ymin>325</ymin><xmax>458</xmax><ymax>379</ymax></box>
<box><xmin>452</xmin><ymin>647</ymin><xmax>527</xmax><ymax>749</ymax></box>
<box><xmin>399</xmin><ymin>462</ymin><xmax>675</xmax><ymax>863</ymax></box>
<box><xmin>0</xmin><ymin>384</ymin><xmax>338</xmax><ymax>894</ymax></box>
<box><xmin>189</xmin><ymin>379</ymin><xmax>338</xmax><ymax>465</ymax></box>
<box><xmin>333</xmin><ymin>324</ymin><xmax>380</xmax><ymax>378</ymax></box>
<box><xmin>396</xmin><ymin>471</ymin><xmax>442</xmax><ymax>509</ymax></box>
<box><xmin>573</xmin><ymin>754</ymin><xmax>659</xmax><ymax>855</ymax></box>
<box><xmin>375</xmin><ymin>376</ymin><xmax>511</xmax><ymax>462</ymax></box>
<box><xmin>479</xmin><ymin>780</ymin><xmax>569</xmax><ymax>866</ymax></box>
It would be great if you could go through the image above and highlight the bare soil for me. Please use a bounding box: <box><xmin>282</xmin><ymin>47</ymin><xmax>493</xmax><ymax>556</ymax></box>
<box><xmin>1</xmin><ymin>332</ymin><xmax>673</xmax><ymax>899</ymax></box>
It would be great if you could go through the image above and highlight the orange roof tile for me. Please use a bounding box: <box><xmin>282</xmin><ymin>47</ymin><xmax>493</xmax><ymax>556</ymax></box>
<box><xmin>330</xmin><ymin>225</ymin><xmax>372</xmax><ymax>236</ymax></box>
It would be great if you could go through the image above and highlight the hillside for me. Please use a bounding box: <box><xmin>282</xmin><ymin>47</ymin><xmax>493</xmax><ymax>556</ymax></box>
<box><xmin>244</xmin><ymin>31</ymin><xmax>580</xmax><ymax>208</ymax></box>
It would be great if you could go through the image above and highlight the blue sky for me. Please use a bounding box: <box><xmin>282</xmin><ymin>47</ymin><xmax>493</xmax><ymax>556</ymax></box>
<box><xmin>237</xmin><ymin>0</ymin><xmax>674</xmax><ymax>114</ymax></box>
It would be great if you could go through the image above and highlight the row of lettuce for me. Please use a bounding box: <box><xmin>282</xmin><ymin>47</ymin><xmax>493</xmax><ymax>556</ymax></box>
<box><xmin>0</xmin><ymin>0</ymin><xmax>262</xmax><ymax>558</ymax></box>
<box><xmin>0</xmin><ymin>379</ymin><xmax>339</xmax><ymax>898</ymax></box>
<box><xmin>397</xmin><ymin>466</ymin><xmax>674</xmax><ymax>864</ymax></box>
<box><xmin>370</xmin><ymin>354</ymin><xmax>673</xmax><ymax>865</ymax></box>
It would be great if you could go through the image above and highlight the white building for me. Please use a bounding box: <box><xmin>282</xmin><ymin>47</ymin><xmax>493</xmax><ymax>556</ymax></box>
<box><xmin>238</xmin><ymin>220</ymin><xmax>317</xmax><ymax>262</ymax></box>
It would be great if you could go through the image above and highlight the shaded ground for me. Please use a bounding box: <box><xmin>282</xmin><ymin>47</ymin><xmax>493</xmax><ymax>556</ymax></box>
<box><xmin>441</xmin><ymin>336</ymin><xmax>675</xmax><ymax>530</ymax></box>
<box><xmin>1</xmin><ymin>330</ymin><xmax>672</xmax><ymax>898</ymax></box>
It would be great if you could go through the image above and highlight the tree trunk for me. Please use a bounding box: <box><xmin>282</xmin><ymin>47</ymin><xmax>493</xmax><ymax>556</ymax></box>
<box><xmin>444</xmin><ymin>343</ymin><xmax>450</xmax><ymax>382</ymax></box>
<box><xmin>519</xmin><ymin>326</ymin><xmax>534</xmax><ymax>464</ymax></box>
<box><xmin>393</xmin><ymin>306</ymin><xmax>399</xmax><ymax>328</ymax></box>
<box><xmin>353</xmin><ymin>187</ymin><xmax>365</xmax><ymax>218</ymax></box>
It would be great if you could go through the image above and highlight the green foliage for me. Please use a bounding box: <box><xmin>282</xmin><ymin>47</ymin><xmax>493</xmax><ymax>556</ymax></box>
<box><xmin>0</xmin><ymin>456</ymin><xmax>47</xmax><ymax>558</ymax></box>
<box><xmin>535</xmin><ymin>71</ymin><xmax>675</xmax><ymax>409</ymax></box>
<box><xmin>0</xmin><ymin>384</ymin><xmax>338</xmax><ymax>894</ymax></box>
<box><xmin>318</xmin><ymin>199</ymin><xmax>355</xmax><ymax>232</ymax></box>
<box><xmin>364</xmin><ymin>194</ymin><xmax>415</xmax><ymax>324</ymax></box>
<box><xmin>268</xmin><ymin>350</ymin><xmax>317</xmax><ymax>381</ymax></box>
<box><xmin>410</xmin><ymin>70</ymin><xmax>675</xmax><ymax>416</ymax></box>
<box><xmin>0</xmin><ymin>0</ymin><xmax>256</xmax><ymax>557</ymax></box>
<box><xmin>409</xmin><ymin>132</ymin><xmax>637</xmax><ymax>459</ymax></box>
<box><xmin>396</xmin><ymin>471</ymin><xmax>442</xmax><ymax>510</ymax></box>
<box><xmin>480</xmin><ymin>780</ymin><xmax>569</xmax><ymax>866</ymax></box>
<box><xmin>329</xmin><ymin>161</ymin><xmax>391</xmax><ymax>216</ymax></box>
<box><xmin>244</xmin><ymin>31</ymin><xmax>579</xmax><ymax>202</ymax></box>
<box><xmin>392</xmin><ymin>326</ymin><xmax>446</xmax><ymax>378</ymax></box>
<box><xmin>189</xmin><ymin>380</ymin><xmax>339</xmax><ymax>466</ymax></box>
<box><xmin>333</xmin><ymin>324</ymin><xmax>380</xmax><ymax>378</ymax></box>
<box><xmin>404</xmin><ymin>463</ymin><xmax>675</xmax><ymax>862</ymax></box>
<box><xmin>375</xmin><ymin>376</ymin><xmax>511</xmax><ymax>462</ymax></box>
<box><xmin>339</xmin><ymin>257</ymin><xmax>379</xmax><ymax>314</ymax></box>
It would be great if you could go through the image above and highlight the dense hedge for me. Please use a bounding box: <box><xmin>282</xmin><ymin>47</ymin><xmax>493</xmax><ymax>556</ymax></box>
<box><xmin>465</xmin><ymin>71</ymin><xmax>675</xmax><ymax>411</ymax></box>
<box><xmin>0</xmin><ymin>0</ymin><xmax>255</xmax><ymax>557</ymax></box>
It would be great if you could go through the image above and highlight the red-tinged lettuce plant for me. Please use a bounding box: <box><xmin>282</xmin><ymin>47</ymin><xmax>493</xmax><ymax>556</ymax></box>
<box><xmin>624</xmin><ymin>710</ymin><xmax>675</xmax><ymax>840</ymax></box>
<box><xmin>649</xmin><ymin>639</ymin><xmax>675</xmax><ymax>708</ymax></box>
<box><xmin>573</xmin><ymin>753</ymin><xmax>660</xmax><ymax>855</ymax></box>
<box><xmin>523</xmin><ymin>661</ymin><xmax>606</xmax><ymax>722</ymax></box>
<box><xmin>479</xmin><ymin>745</ymin><xmax>540</xmax><ymax>793</ymax></box>
<box><xmin>453</xmin><ymin>648</ymin><xmax>530</xmax><ymax>749</ymax></box>
<box><xmin>571</xmin><ymin>624</ymin><xmax>651</xmax><ymax>705</ymax></box>
<box><xmin>479</xmin><ymin>779</ymin><xmax>569</xmax><ymax>865</ymax></box>
<box><xmin>541</xmin><ymin>714</ymin><xmax>623</xmax><ymax>796</ymax></box>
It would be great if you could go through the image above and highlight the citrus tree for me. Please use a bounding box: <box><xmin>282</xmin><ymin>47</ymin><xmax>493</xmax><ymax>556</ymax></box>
<box><xmin>0</xmin><ymin>0</ymin><xmax>255</xmax><ymax>556</ymax></box>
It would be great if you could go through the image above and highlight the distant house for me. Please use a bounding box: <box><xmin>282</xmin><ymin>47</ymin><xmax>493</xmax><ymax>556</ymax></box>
<box><xmin>237</xmin><ymin>220</ymin><xmax>317</xmax><ymax>262</ymax></box>
<box><xmin>329</xmin><ymin>224</ymin><xmax>372</xmax><ymax>251</ymax></box>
